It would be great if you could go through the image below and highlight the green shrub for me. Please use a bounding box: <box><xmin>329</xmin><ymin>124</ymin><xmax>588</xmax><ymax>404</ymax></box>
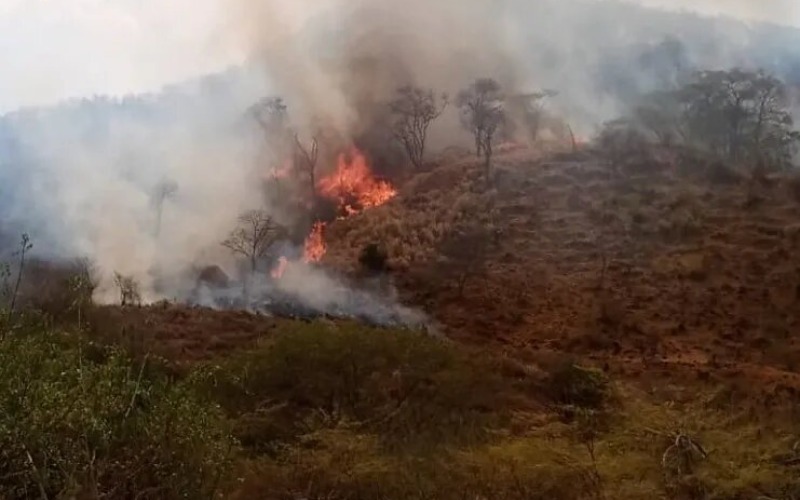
<box><xmin>0</xmin><ymin>331</ymin><xmax>234</xmax><ymax>499</ymax></box>
<box><xmin>545</xmin><ymin>362</ymin><xmax>612</xmax><ymax>410</ymax></box>
<box><xmin>200</xmin><ymin>322</ymin><xmax>507</xmax><ymax>451</ymax></box>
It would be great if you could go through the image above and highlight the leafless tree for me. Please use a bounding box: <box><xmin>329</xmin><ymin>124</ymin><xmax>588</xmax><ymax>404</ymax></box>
<box><xmin>294</xmin><ymin>133</ymin><xmax>320</xmax><ymax>201</ymax></box>
<box><xmin>222</xmin><ymin>209</ymin><xmax>284</xmax><ymax>274</ymax></box>
<box><xmin>389</xmin><ymin>85</ymin><xmax>448</xmax><ymax>170</ymax></box>
<box><xmin>151</xmin><ymin>179</ymin><xmax>178</xmax><ymax>237</ymax></box>
<box><xmin>0</xmin><ymin>233</ymin><xmax>32</xmax><ymax>336</ymax></box>
<box><xmin>506</xmin><ymin>89</ymin><xmax>557</xmax><ymax>143</ymax></box>
<box><xmin>457</xmin><ymin>79</ymin><xmax>505</xmax><ymax>181</ymax></box>
<box><xmin>439</xmin><ymin>224</ymin><xmax>495</xmax><ymax>297</ymax></box>
<box><xmin>68</xmin><ymin>258</ymin><xmax>99</xmax><ymax>328</ymax></box>
<box><xmin>250</xmin><ymin>97</ymin><xmax>292</xmax><ymax>175</ymax></box>
<box><xmin>113</xmin><ymin>272</ymin><xmax>141</xmax><ymax>307</ymax></box>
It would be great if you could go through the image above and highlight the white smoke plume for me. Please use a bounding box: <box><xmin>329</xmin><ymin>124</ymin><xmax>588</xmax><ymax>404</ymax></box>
<box><xmin>0</xmin><ymin>0</ymin><xmax>799</xmax><ymax>321</ymax></box>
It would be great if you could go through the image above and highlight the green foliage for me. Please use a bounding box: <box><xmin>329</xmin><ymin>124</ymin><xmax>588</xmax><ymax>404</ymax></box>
<box><xmin>545</xmin><ymin>362</ymin><xmax>612</xmax><ymax>411</ymax></box>
<box><xmin>633</xmin><ymin>68</ymin><xmax>800</xmax><ymax>170</ymax></box>
<box><xmin>0</xmin><ymin>331</ymin><xmax>234</xmax><ymax>499</ymax></box>
<box><xmin>198</xmin><ymin>322</ymin><xmax>507</xmax><ymax>451</ymax></box>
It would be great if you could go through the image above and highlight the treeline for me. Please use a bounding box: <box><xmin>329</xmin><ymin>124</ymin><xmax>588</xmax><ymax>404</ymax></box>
<box><xmin>602</xmin><ymin>68</ymin><xmax>800</xmax><ymax>170</ymax></box>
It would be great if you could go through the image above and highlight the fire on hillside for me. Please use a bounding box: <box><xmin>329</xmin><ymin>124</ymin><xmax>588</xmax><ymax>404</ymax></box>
<box><xmin>270</xmin><ymin>146</ymin><xmax>396</xmax><ymax>279</ymax></box>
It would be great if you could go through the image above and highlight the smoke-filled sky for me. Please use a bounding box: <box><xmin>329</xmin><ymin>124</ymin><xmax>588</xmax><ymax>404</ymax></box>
<box><xmin>0</xmin><ymin>0</ymin><xmax>797</xmax><ymax>113</ymax></box>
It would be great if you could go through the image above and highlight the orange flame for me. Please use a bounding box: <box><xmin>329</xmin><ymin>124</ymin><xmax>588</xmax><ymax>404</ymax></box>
<box><xmin>271</xmin><ymin>147</ymin><xmax>395</xmax><ymax>280</ymax></box>
<box><xmin>270</xmin><ymin>256</ymin><xmax>289</xmax><ymax>279</ymax></box>
<box><xmin>303</xmin><ymin>222</ymin><xmax>327</xmax><ymax>263</ymax></box>
<box><xmin>317</xmin><ymin>147</ymin><xmax>397</xmax><ymax>215</ymax></box>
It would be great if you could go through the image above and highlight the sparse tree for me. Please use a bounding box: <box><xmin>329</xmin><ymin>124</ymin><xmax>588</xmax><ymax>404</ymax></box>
<box><xmin>222</xmin><ymin>209</ymin><xmax>284</xmax><ymax>274</ymax></box>
<box><xmin>506</xmin><ymin>89</ymin><xmax>557</xmax><ymax>143</ymax></box>
<box><xmin>250</xmin><ymin>97</ymin><xmax>292</xmax><ymax>175</ymax></box>
<box><xmin>678</xmin><ymin>69</ymin><xmax>800</xmax><ymax>169</ymax></box>
<box><xmin>0</xmin><ymin>234</ymin><xmax>31</xmax><ymax>337</ymax></box>
<box><xmin>113</xmin><ymin>272</ymin><xmax>141</xmax><ymax>307</ymax></box>
<box><xmin>457</xmin><ymin>79</ymin><xmax>505</xmax><ymax>181</ymax></box>
<box><xmin>68</xmin><ymin>258</ymin><xmax>98</xmax><ymax>328</ymax></box>
<box><xmin>389</xmin><ymin>85</ymin><xmax>448</xmax><ymax>170</ymax></box>
<box><xmin>294</xmin><ymin>133</ymin><xmax>319</xmax><ymax>201</ymax></box>
<box><xmin>151</xmin><ymin>179</ymin><xmax>178</xmax><ymax>237</ymax></box>
<box><xmin>7</xmin><ymin>233</ymin><xmax>31</xmax><ymax>319</ymax></box>
<box><xmin>439</xmin><ymin>224</ymin><xmax>495</xmax><ymax>297</ymax></box>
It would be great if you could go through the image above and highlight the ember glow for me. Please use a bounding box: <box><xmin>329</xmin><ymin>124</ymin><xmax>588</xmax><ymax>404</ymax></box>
<box><xmin>317</xmin><ymin>147</ymin><xmax>397</xmax><ymax>215</ymax></box>
<box><xmin>303</xmin><ymin>221</ymin><xmax>327</xmax><ymax>263</ymax></box>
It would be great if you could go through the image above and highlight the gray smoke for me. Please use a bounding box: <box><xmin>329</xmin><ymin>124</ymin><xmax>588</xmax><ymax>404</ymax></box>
<box><xmin>1</xmin><ymin>0</ymin><xmax>799</xmax><ymax>319</ymax></box>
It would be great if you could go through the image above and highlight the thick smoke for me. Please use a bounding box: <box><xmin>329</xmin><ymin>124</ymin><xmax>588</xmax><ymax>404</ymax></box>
<box><xmin>229</xmin><ymin>0</ymin><xmax>800</xmax><ymax>142</ymax></box>
<box><xmin>1</xmin><ymin>0</ymin><xmax>799</xmax><ymax>322</ymax></box>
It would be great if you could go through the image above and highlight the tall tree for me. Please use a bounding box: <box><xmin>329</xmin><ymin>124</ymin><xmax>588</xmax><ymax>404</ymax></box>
<box><xmin>457</xmin><ymin>79</ymin><xmax>505</xmax><ymax>181</ymax></box>
<box><xmin>222</xmin><ymin>210</ymin><xmax>284</xmax><ymax>274</ymax></box>
<box><xmin>389</xmin><ymin>86</ymin><xmax>448</xmax><ymax>170</ymax></box>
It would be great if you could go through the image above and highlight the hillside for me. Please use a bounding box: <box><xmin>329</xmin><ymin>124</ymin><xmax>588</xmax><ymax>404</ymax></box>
<box><xmin>325</xmin><ymin>145</ymin><xmax>800</xmax><ymax>401</ymax></box>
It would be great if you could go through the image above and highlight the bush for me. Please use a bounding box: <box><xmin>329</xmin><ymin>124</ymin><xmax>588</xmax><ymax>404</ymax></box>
<box><xmin>0</xmin><ymin>331</ymin><xmax>234</xmax><ymax>499</ymax></box>
<box><xmin>200</xmin><ymin>322</ymin><xmax>507</xmax><ymax>451</ymax></box>
<box><xmin>545</xmin><ymin>362</ymin><xmax>612</xmax><ymax>411</ymax></box>
<box><xmin>358</xmin><ymin>242</ymin><xmax>389</xmax><ymax>274</ymax></box>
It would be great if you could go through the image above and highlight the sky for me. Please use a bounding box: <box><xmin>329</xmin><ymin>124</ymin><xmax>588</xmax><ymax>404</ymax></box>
<box><xmin>0</xmin><ymin>0</ymin><xmax>797</xmax><ymax>113</ymax></box>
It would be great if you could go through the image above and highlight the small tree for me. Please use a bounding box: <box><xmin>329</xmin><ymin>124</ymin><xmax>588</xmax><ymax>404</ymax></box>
<box><xmin>7</xmin><ymin>233</ymin><xmax>32</xmax><ymax>318</ymax></box>
<box><xmin>222</xmin><ymin>210</ymin><xmax>284</xmax><ymax>274</ymax></box>
<box><xmin>250</xmin><ymin>97</ymin><xmax>292</xmax><ymax>175</ymax></box>
<box><xmin>506</xmin><ymin>89</ymin><xmax>557</xmax><ymax>143</ymax></box>
<box><xmin>457</xmin><ymin>79</ymin><xmax>505</xmax><ymax>181</ymax></box>
<box><xmin>113</xmin><ymin>272</ymin><xmax>141</xmax><ymax>307</ymax></box>
<box><xmin>678</xmin><ymin>69</ymin><xmax>800</xmax><ymax>169</ymax></box>
<box><xmin>439</xmin><ymin>224</ymin><xmax>494</xmax><ymax>297</ymax></box>
<box><xmin>151</xmin><ymin>179</ymin><xmax>178</xmax><ymax>237</ymax></box>
<box><xmin>389</xmin><ymin>85</ymin><xmax>448</xmax><ymax>170</ymax></box>
<box><xmin>68</xmin><ymin>258</ymin><xmax>99</xmax><ymax>328</ymax></box>
<box><xmin>294</xmin><ymin>133</ymin><xmax>319</xmax><ymax>201</ymax></box>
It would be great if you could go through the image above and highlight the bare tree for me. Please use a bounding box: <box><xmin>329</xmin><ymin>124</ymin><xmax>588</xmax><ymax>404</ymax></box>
<box><xmin>68</xmin><ymin>258</ymin><xmax>99</xmax><ymax>328</ymax></box>
<box><xmin>439</xmin><ymin>224</ymin><xmax>495</xmax><ymax>297</ymax></box>
<box><xmin>251</xmin><ymin>96</ymin><xmax>291</xmax><ymax>166</ymax></box>
<box><xmin>506</xmin><ymin>89</ymin><xmax>557</xmax><ymax>143</ymax></box>
<box><xmin>0</xmin><ymin>234</ymin><xmax>32</xmax><ymax>336</ymax></box>
<box><xmin>389</xmin><ymin>85</ymin><xmax>448</xmax><ymax>170</ymax></box>
<box><xmin>222</xmin><ymin>210</ymin><xmax>284</xmax><ymax>274</ymax></box>
<box><xmin>151</xmin><ymin>179</ymin><xmax>178</xmax><ymax>237</ymax></box>
<box><xmin>457</xmin><ymin>79</ymin><xmax>505</xmax><ymax>181</ymax></box>
<box><xmin>113</xmin><ymin>272</ymin><xmax>141</xmax><ymax>307</ymax></box>
<box><xmin>294</xmin><ymin>133</ymin><xmax>320</xmax><ymax>201</ymax></box>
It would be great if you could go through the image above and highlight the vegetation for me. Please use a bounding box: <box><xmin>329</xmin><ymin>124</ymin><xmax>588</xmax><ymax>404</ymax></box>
<box><xmin>221</xmin><ymin>209</ymin><xmax>284</xmax><ymax>274</ymax></box>
<box><xmin>113</xmin><ymin>272</ymin><xmax>141</xmax><ymax>307</ymax></box>
<box><xmin>0</xmin><ymin>329</ymin><xmax>234</xmax><ymax>499</ymax></box>
<box><xmin>389</xmin><ymin>85</ymin><xmax>448</xmax><ymax>170</ymax></box>
<box><xmin>457</xmin><ymin>78</ymin><xmax>506</xmax><ymax>181</ymax></box>
<box><xmin>624</xmin><ymin>68</ymin><xmax>800</xmax><ymax>170</ymax></box>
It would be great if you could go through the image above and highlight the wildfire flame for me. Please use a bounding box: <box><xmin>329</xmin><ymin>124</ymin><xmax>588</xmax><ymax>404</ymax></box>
<box><xmin>303</xmin><ymin>222</ymin><xmax>327</xmax><ymax>263</ymax></box>
<box><xmin>317</xmin><ymin>147</ymin><xmax>397</xmax><ymax>215</ymax></box>
<box><xmin>270</xmin><ymin>146</ymin><xmax>395</xmax><ymax>280</ymax></box>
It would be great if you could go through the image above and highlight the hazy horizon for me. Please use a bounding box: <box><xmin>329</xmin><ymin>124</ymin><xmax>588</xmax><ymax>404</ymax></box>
<box><xmin>0</xmin><ymin>0</ymin><xmax>797</xmax><ymax>114</ymax></box>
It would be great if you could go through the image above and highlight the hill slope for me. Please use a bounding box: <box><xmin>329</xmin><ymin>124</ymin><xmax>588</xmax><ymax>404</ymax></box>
<box><xmin>325</xmin><ymin>146</ymin><xmax>800</xmax><ymax>401</ymax></box>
